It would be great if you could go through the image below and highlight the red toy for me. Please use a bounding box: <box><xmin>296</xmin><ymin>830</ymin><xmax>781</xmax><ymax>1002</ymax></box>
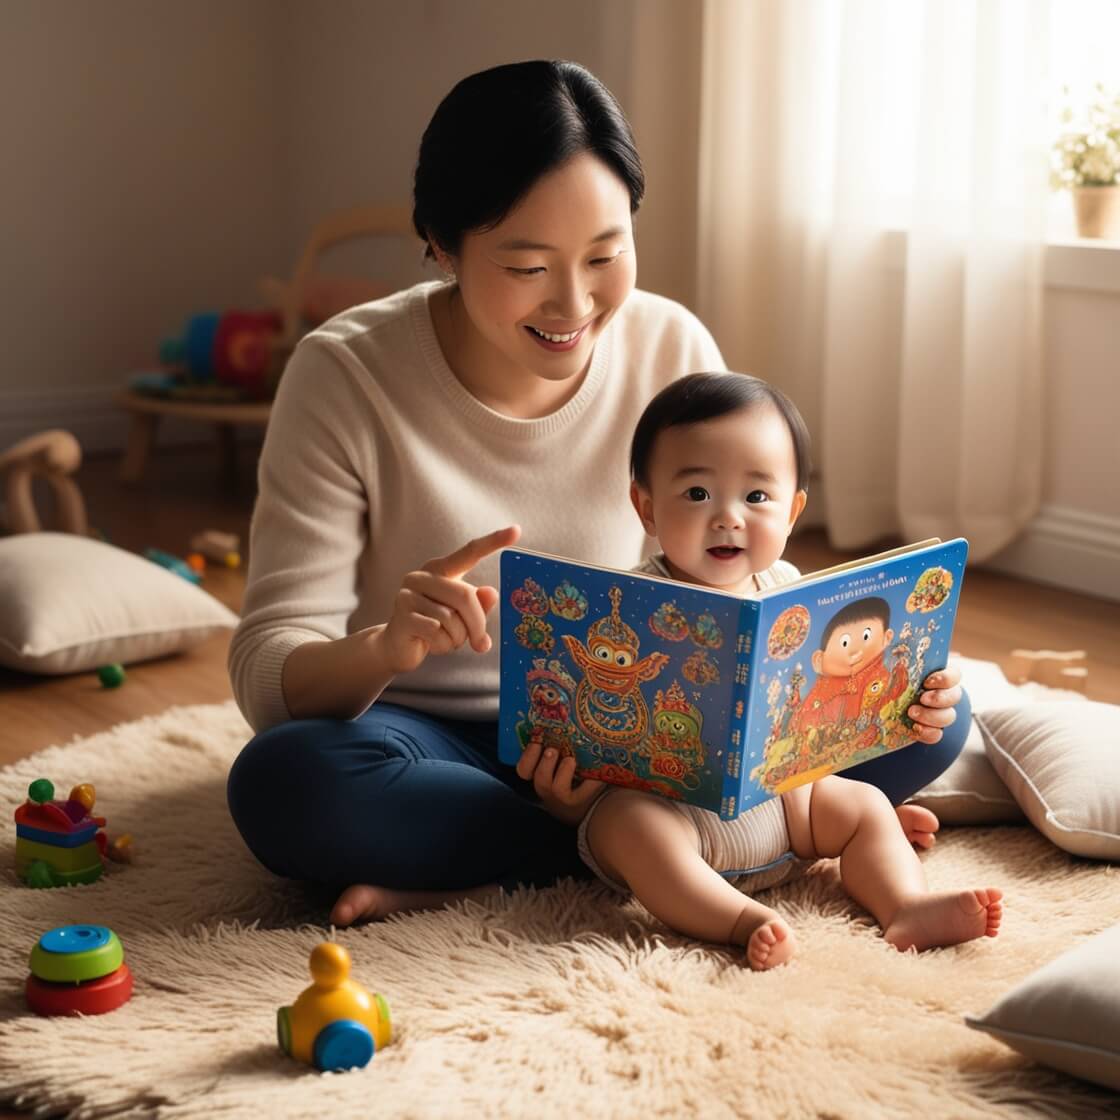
<box><xmin>26</xmin><ymin>925</ymin><xmax>134</xmax><ymax>1016</ymax></box>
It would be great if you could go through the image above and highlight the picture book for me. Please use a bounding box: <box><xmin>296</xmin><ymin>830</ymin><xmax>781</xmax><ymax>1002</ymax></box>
<box><xmin>497</xmin><ymin>538</ymin><xmax>968</xmax><ymax>820</ymax></box>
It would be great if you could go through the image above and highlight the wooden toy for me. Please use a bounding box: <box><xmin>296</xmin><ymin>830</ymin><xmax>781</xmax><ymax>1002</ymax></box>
<box><xmin>189</xmin><ymin>529</ymin><xmax>241</xmax><ymax>568</ymax></box>
<box><xmin>1006</xmin><ymin>648</ymin><xmax>1089</xmax><ymax>692</ymax></box>
<box><xmin>26</xmin><ymin>925</ymin><xmax>134</xmax><ymax>1016</ymax></box>
<box><xmin>14</xmin><ymin>779</ymin><xmax>107</xmax><ymax>887</ymax></box>
<box><xmin>277</xmin><ymin>942</ymin><xmax>392</xmax><ymax>1072</ymax></box>
<box><xmin>0</xmin><ymin>429</ymin><xmax>89</xmax><ymax>536</ymax></box>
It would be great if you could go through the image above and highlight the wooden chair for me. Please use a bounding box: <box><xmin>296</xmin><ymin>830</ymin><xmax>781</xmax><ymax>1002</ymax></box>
<box><xmin>0</xmin><ymin>430</ymin><xmax>89</xmax><ymax>536</ymax></box>
<box><xmin>259</xmin><ymin>204</ymin><xmax>417</xmax><ymax>355</ymax></box>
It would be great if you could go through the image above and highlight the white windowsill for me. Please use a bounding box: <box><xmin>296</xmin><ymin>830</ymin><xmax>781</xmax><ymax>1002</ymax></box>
<box><xmin>883</xmin><ymin>231</ymin><xmax>1120</xmax><ymax>294</ymax></box>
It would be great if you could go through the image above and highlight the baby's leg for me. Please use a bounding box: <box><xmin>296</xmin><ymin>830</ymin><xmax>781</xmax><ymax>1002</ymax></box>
<box><xmin>586</xmin><ymin>790</ymin><xmax>795</xmax><ymax>970</ymax></box>
<box><xmin>782</xmin><ymin>778</ymin><xmax>1002</xmax><ymax>951</ymax></box>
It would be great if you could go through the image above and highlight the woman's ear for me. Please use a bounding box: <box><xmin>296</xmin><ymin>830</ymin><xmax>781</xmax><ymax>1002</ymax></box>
<box><xmin>630</xmin><ymin>481</ymin><xmax>657</xmax><ymax>537</ymax></box>
<box><xmin>429</xmin><ymin>239</ymin><xmax>456</xmax><ymax>280</ymax></box>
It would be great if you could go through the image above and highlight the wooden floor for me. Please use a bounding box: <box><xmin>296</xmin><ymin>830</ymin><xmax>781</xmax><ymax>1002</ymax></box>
<box><xmin>2</xmin><ymin>442</ymin><xmax>1119</xmax><ymax>769</ymax></box>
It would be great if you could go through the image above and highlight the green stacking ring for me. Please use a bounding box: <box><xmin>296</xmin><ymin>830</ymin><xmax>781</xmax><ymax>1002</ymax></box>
<box><xmin>30</xmin><ymin>927</ymin><xmax>124</xmax><ymax>983</ymax></box>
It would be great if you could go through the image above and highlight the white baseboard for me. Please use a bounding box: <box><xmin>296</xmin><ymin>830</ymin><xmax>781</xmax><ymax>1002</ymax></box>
<box><xmin>982</xmin><ymin>504</ymin><xmax>1120</xmax><ymax>603</ymax></box>
<box><xmin>0</xmin><ymin>385</ymin><xmax>260</xmax><ymax>455</ymax></box>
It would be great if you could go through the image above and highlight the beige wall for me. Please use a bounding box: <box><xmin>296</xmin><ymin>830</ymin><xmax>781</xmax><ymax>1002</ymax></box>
<box><xmin>1</xmin><ymin>1</ymin><xmax>284</xmax><ymax>394</ymax></box>
<box><xmin>1</xmin><ymin>1</ymin><xmax>1115</xmax><ymax>592</ymax></box>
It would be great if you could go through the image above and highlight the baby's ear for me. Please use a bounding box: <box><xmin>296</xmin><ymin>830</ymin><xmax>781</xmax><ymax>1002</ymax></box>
<box><xmin>630</xmin><ymin>481</ymin><xmax>657</xmax><ymax>536</ymax></box>
<box><xmin>787</xmin><ymin>489</ymin><xmax>809</xmax><ymax>534</ymax></box>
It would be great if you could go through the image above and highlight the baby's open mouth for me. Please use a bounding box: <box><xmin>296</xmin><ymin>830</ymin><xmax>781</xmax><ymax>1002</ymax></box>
<box><xmin>707</xmin><ymin>546</ymin><xmax>743</xmax><ymax>559</ymax></box>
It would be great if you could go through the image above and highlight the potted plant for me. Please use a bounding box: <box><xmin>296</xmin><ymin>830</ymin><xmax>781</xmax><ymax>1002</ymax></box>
<box><xmin>1051</xmin><ymin>84</ymin><xmax>1120</xmax><ymax>240</ymax></box>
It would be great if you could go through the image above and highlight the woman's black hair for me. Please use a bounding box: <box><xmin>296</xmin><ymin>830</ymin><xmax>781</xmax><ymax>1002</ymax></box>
<box><xmin>630</xmin><ymin>373</ymin><xmax>812</xmax><ymax>493</ymax></box>
<box><xmin>413</xmin><ymin>60</ymin><xmax>644</xmax><ymax>259</ymax></box>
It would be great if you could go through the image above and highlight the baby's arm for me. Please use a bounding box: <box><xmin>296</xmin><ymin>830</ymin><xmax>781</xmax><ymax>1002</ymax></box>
<box><xmin>585</xmin><ymin>790</ymin><xmax>795</xmax><ymax>970</ymax></box>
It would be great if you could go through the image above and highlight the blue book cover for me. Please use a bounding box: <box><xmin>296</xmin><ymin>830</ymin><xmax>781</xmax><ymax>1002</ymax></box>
<box><xmin>498</xmin><ymin>539</ymin><xmax>967</xmax><ymax>820</ymax></box>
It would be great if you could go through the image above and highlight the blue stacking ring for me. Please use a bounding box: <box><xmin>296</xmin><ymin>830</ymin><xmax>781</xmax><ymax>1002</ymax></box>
<box><xmin>39</xmin><ymin>925</ymin><xmax>112</xmax><ymax>954</ymax></box>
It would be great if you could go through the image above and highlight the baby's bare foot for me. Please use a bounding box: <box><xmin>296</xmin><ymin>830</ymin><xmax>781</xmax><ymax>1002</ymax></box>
<box><xmin>330</xmin><ymin>882</ymin><xmax>501</xmax><ymax>927</ymax></box>
<box><xmin>896</xmin><ymin>803</ymin><xmax>939</xmax><ymax>850</ymax></box>
<box><xmin>745</xmin><ymin>917</ymin><xmax>797</xmax><ymax>971</ymax></box>
<box><xmin>883</xmin><ymin>888</ymin><xmax>1003</xmax><ymax>952</ymax></box>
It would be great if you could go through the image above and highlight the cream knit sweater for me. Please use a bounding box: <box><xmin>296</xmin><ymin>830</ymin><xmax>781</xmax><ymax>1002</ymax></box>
<box><xmin>230</xmin><ymin>281</ymin><xmax>725</xmax><ymax>731</ymax></box>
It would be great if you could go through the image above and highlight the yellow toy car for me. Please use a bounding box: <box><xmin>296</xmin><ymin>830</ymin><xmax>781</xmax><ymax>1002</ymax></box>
<box><xmin>277</xmin><ymin>942</ymin><xmax>391</xmax><ymax>1072</ymax></box>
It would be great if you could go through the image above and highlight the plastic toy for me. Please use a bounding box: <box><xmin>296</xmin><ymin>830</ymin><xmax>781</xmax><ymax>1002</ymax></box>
<box><xmin>277</xmin><ymin>942</ymin><xmax>392</xmax><ymax>1072</ymax></box>
<box><xmin>129</xmin><ymin>310</ymin><xmax>285</xmax><ymax>404</ymax></box>
<box><xmin>97</xmin><ymin>663</ymin><xmax>126</xmax><ymax>689</ymax></box>
<box><xmin>144</xmin><ymin>547</ymin><xmax>202</xmax><ymax>584</ymax></box>
<box><xmin>14</xmin><ymin>779</ymin><xmax>107</xmax><ymax>887</ymax></box>
<box><xmin>190</xmin><ymin>529</ymin><xmax>241</xmax><ymax>568</ymax></box>
<box><xmin>185</xmin><ymin>552</ymin><xmax>207</xmax><ymax>574</ymax></box>
<box><xmin>106</xmin><ymin>833</ymin><xmax>135</xmax><ymax>863</ymax></box>
<box><xmin>26</xmin><ymin>924</ymin><xmax>134</xmax><ymax>1016</ymax></box>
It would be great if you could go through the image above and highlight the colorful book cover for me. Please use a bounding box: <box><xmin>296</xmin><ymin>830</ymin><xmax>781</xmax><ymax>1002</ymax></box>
<box><xmin>498</xmin><ymin>539</ymin><xmax>967</xmax><ymax>820</ymax></box>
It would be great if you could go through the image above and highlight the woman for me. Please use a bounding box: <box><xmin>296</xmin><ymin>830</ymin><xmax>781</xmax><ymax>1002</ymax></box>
<box><xmin>226</xmin><ymin>60</ymin><xmax>967</xmax><ymax>927</ymax></box>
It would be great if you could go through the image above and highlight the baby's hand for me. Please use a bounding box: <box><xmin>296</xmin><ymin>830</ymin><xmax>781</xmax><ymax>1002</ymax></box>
<box><xmin>516</xmin><ymin>740</ymin><xmax>604</xmax><ymax>827</ymax></box>
<box><xmin>380</xmin><ymin>526</ymin><xmax>520</xmax><ymax>676</ymax></box>
<box><xmin>908</xmin><ymin>666</ymin><xmax>963</xmax><ymax>744</ymax></box>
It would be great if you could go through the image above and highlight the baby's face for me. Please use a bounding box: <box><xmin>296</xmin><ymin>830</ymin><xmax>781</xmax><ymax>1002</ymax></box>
<box><xmin>632</xmin><ymin>405</ymin><xmax>806</xmax><ymax>593</ymax></box>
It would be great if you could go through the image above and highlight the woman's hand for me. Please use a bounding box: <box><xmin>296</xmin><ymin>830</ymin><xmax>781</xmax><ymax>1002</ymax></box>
<box><xmin>516</xmin><ymin>740</ymin><xmax>604</xmax><ymax>827</ymax></box>
<box><xmin>379</xmin><ymin>525</ymin><xmax>520</xmax><ymax>676</ymax></box>
<box><xmin>908</xmin><ymin>665</ymin><xmax>963</xmax><ymax>744</ymax></box>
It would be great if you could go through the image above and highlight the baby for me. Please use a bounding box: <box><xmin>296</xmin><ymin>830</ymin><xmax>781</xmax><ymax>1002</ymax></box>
<box><xmin>519</xmin><ymin>372</ymin><xmax>1002</xmax><ymax>969</ymax></box>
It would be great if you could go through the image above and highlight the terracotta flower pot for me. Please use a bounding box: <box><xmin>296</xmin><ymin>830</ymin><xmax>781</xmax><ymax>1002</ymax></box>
<box><xmin>1072</xmin><ymin>186</ymin><xmax>1120</xmax><ymax>240</ymax></box>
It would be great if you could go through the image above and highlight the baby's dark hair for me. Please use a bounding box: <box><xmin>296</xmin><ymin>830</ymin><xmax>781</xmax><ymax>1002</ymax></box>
<box><xmin>820</xmin><ymin>598</ymin><xmax>891</xmax><ymax>649</ymax></box>
<box><xmin>630</xmin><ymin>372</ymin><xmax>812</xmax><ymax>492</ymax></box>
<box><xmin>413</xmin><ymin>60</ymin><xmax>643</xmax><ymax>260</ymax></box>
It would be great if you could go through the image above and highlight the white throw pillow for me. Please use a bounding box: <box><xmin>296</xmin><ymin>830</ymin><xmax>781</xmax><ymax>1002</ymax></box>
<box><xmin>966</xmin><ymin>924</ymin><xmax>1120</xmax><ymax>1091</ymax></box>
<box><xmin>0</xmin><ymin>532</ymin><xmax>239</xmax><ymax>674</ymax></box>
<box><xmin>977</xmin><ymin>702</ymin><xmax>1120</xmax><ymax>860</ymax></box>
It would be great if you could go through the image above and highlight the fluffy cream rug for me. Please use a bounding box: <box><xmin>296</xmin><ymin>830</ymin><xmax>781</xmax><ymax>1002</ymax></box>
<box><xmin>1</xmin><ymin>701</ymin><xmax>1118</xmax><ymax>1120</ymax></box>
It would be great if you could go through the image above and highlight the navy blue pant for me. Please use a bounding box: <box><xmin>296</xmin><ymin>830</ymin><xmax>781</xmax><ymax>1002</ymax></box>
<box><xmin>227</xmin><ymin>692</ymin><xmax>971</xmax><ymax>892</ymax></box>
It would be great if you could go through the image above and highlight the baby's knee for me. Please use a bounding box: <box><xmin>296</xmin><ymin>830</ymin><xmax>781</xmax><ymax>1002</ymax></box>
<box><xmin>586</xmin><ymin>790</ymin><xmax>688</xmax><ymax>859</ymax></box>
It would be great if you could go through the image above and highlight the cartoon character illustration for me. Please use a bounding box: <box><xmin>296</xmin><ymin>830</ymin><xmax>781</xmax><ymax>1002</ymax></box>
<box><xmin>788</xmin><ymin>598</ymin><xmax>910</xmax><ymax>738</ymax></box>
<box><xmin>518</xmin><ymin>659</ymin><xmax>581</xmax><ymax>759</ymax></box>
<box><xmin>563</xmin><ymin>586</ymin><xmax>669</xmax><ymax>748</ymax></box>
<box><xmin>648</xmin><ymin>681</ymin><xmax>707</xmax><ymax>779</ymax></box>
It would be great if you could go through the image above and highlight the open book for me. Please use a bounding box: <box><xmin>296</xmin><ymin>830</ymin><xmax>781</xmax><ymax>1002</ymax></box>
<box><xmin>498</xmin><ymin>538</ymin><xmax>967</xmax><ymax>820</ymax></box>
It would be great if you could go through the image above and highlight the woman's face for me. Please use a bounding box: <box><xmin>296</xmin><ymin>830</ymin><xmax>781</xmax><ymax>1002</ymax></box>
<box><xmin>443</xmin><ymin>152</ymin><xmax>637</xmax><ymax>406</ymax></box>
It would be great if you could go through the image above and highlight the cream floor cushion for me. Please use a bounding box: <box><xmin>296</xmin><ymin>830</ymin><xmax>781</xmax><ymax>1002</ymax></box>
<box><xmin>0</xmin><ymin>532</ymin><xmax>238</xmax><ymax>674</ymax></box>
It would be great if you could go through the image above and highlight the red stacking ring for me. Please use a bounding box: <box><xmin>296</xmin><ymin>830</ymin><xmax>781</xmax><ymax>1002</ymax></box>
<box><xmin>26</xmin><ymin>963</ymin><xmax>134</xmax><ymax>1016</ymax></box>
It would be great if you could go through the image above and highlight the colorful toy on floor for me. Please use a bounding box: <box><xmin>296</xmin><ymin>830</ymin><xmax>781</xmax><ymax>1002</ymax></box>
<box><xmin>277</xmin><ymin>942</ymin><xmax>392</xmax><ymax>1072</ymax></box>
<box><xmin>15</xmin><ymin>779</ymin><xmax>107</xmax><ymax>887</ymax></box>
<box><xmin>190</xmin><ymin>529</ymin><xmax>241</xmax><ymax>569</ymax></box>
<box><xmin>97</xmin><ymin>663</ymin><xmax>127</xmax><ymax>689</ymax></box>
<box><xmin>143</xmin><ymin>547</ymin><xmax>202</xmax><ymax>584</ymax></box>
<box><xmin>26</xmin><ymin>924</ymin><xmax>134</xmax><ymax>1016</ymax></box>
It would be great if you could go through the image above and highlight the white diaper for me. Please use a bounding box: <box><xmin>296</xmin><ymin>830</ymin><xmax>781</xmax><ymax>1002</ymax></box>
<box><xmin>577</xmin><ymin>789</ymin><xmax>809</xmax><ymax>895</ymax></box>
